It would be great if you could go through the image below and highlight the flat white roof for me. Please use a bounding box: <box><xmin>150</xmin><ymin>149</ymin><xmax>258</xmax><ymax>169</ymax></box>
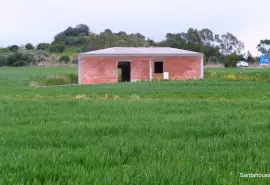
<box><xmin>80</xmin><ymin>47</ymin><xmax>203</xmax><ymax>57</ymax></box>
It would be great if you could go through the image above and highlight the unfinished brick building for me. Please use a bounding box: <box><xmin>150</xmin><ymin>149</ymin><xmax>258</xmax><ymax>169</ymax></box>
<box><xmin>78</xmin><ymin>47</ymin><xmax>203</xmax><ymax>84</ymax></box>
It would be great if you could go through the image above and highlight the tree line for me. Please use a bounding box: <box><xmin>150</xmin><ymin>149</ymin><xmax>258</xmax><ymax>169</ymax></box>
<box><xmin>2</xmin><ymin>23</ymin><xmax>269</xmax><ymax>67</ymax></box>
<box><xmin>45</xmin><ymin>24</ymin><xmax>250</xmax><ymax>65</ymax></box>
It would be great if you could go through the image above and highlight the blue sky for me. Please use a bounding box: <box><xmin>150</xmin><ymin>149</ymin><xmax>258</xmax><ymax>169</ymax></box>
<box><xmin>0</xmin><ymin>0</ymin><xmax>268</xmax><ymax>56</ymax></box>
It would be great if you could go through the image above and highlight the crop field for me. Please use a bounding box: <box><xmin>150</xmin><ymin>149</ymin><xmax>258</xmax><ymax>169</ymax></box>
<box><xmin>0</xmin><ymin>67</ymin><xmax>270</xmax><ymax>184</ymax></box>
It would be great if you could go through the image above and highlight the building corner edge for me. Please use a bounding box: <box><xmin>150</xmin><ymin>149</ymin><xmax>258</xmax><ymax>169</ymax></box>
<box><xmin>78</xmin><ymin>55</ymin><xmax>81</xmax><ymax>84</ymax></box>
<box><xmin>200</xmin><ymin>54</ymin><xmax>204</xmax><ymax>79</ymax></box>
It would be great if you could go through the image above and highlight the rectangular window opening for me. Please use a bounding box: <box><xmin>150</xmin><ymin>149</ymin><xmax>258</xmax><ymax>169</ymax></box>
<box><xmin>154</xmin><ymin>61</ymin><xmax>163</xmax><ymax>73</ymax></box>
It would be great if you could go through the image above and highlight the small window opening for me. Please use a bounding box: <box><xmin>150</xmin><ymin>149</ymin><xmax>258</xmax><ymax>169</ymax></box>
<box><xmin>154</xmin><ymin>61</ymin><xmax>163</xmax><ymax>73</ymax></box>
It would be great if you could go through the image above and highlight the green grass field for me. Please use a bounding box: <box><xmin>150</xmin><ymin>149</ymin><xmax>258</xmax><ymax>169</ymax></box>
<box><xmin>1</xmin><ymin>67</ymin><xmax>270</xmax><ymax>184</ymax></box>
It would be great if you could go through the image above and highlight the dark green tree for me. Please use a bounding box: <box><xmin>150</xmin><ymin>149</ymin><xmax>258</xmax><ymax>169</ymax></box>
<box><xmin>223</xmin><ymin>54</ymin><xmax>238</xmax><ymax>68</ymax></box>
<box><xmin>25</xmin><ymin>43</ymin><xmax>34</xmax><ymax>50</ymax></box>
<box><xmin>54</xmin><ymin>32</ymin><xmax>68</xmax><ymax>44</ymax></box>
<box><xmin>74</xmin><ymin>24</ymin><xmax>90</xmax><ymax>35</ymax></box>
<box><xmin>257</xmin><ymin>39</ymin><xmax>270</xmax><ymax>55</ymax></box>
<box><xmin>59</xmin><ymin>55</ymin><xmax>70</xmax><ymax>63</ymax></box>
<box><xmin>0</xmin><ymin>55</ymin><xmax>7</xmax><ymax>66</ymax></box>
<box><xmin>8</xmin><ymin>45</ymin><xmax>19</xmax><ymax>52</ymax></box>
<box><xmin>64</xmin><ymin>27</ymin><xmax>75</xmax><ymax>36</ymax></box>
<box><xmin>37</xmin><ymin>43</ymin><xmax>50</xmax><ymax>50</ymax></box>
<box><xmin>199</xmin><ymin>29</ymin><xmax>214</xmax><ymax>46</ymax></box>
<box><xmin>49</xmin><ymin>42</ymin><xmax>65</xmax><ymax>53</ymax></box>
<box><xmin>246</xmin><ymin>51</ymin><xmax>254</xmax><ymax>63</ymax></box>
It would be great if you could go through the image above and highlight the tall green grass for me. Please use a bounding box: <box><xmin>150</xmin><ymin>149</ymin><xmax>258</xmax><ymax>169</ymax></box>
<box><xmin>0</xmin><ymin>67</ymin><xmax>270</xmax><ymax>184</ymax></box>
<box><xmin>30</xmin><ymin>73</ymin><xmax>78</xmax><ymax>86</ymax></box>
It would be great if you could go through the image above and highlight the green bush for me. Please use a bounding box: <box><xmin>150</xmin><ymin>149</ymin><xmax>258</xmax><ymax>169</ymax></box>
<box><xmin>37</xmin><ymin>43</ymin><xmax>50</xmax><ymax>50</ymax></box>
<box><xmin>3</xmin><ymin>49</ymin><xmax>47</xmax><ymax>67</ymax></box>
<box><xmin>25</xmin><ymin>43</ymin><xmax>34</xmax><ymax>50</ymax></box>
<box><xmin>8</xmin><ymin>45</ymin><xmax>19</xmax><ymax>52</ymax></box>
<box><xmin>223</xmin><ymin>54</ymin><xmax>238</xmax><ymax>68</ymax></box>
<box><xmin>0</xmin><ymin>55</ymin><xmax>7</xmax><ymax>66</ymax></box>
<box><xmin>59</xmin><ymin>55</ymin><xmax>70</xmax><ymax>63</ymax></box>
<box><xmin>30</xmin><ymin>73</ymin><xmax>78</xmax><ymax>86</ymax></box>
<box><xmin>224</xmin><ymin>59</ymin><xmax>237</xmax><ymax>68</ymax></box>
<box><xmin>49</xmin><ymin>42</ymin><xmax>65</xmax><ymax>53</ymax></box>
<box><xmin>72</xmin><ymin>59</ymin><xmax>78</xmax><ymax>64</ymax></box>
<box><xmin>66</xmin><ymin>73</ymin><xmax>78</xmax><ymax>83</ymax></box>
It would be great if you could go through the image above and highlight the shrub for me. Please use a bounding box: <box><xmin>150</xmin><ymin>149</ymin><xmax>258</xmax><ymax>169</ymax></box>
<box><xmin>224</xmin><ymin>59</ymin><xmax>237</xmax><ymax>68</ymax></box>
<box><xmin>59</xmin><ymin>55</ymin><xmax>70</xmax><ymax>63</ymax></box>
<box><xmin>72</xmin><ymin>59</ymin><xmax>78</xmax><ymax>64</ymax></box>
<box><xmin>223</xmin><ymin>54</ymin><xmax>238</xmax><ymax>68</ymax></box>
<box><xmin>31</xmin><ymin>73</ymin><xmax>78</xmax><ymax>86</ymax></box>
<box><xmin>4</xmin><ymin>49</ymin><xmax>47</xmax><ymax>67</ymax></box>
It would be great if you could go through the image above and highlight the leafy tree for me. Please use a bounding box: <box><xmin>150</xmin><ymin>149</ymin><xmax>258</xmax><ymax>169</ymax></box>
<box><xmin>199</xmin><ymin>29</ymin><xmax>214</xmax><ymax>46</ymax></box>
<box><xmin>74</xmin><ymin>24</ymin><xmax>90</xmax><ymax>35</ymax></box>
<box><xmin>246</xmin><ymin>51</ymin><xmax>254</xmax><ymax>63</ymax></box>
<box><xmin>128</xmin><ymin>34</ymin><xmax>146</xmax><ymax>47</ymax></box>
<box><xmin>200</xmin><ymin>45</ymin><xmax>219</xmax><ymax>62</ymax></box>
<box><xmin>186</xmin><ymin>28</ymin><xmax>202</xmax><ymax>51</ymax></box>
<box><xmin>37</xmin><ymin>43</ymin><xmax>50</xmax><ymax>50</ymax></box>
<box><xmin>83</xmin><ymin>34</ymin><xmax>103</xmax><ymax>52</ymax></box>
<box><xmin>218</xmin><ymin>33</ymin><xmax>244</xmax><ymax>55</ymax></box>
<box><xmin>67</xmin><ymin>37</ymin><xmax>86</xmax><ymax>46</ymax></box>
<box><xmin>49</xmin><ymin>42</ymin><xmax>65</xmax><ymax>53</ymax></box>
<box><xmin>257</xmin><ymin>39</ymin><xmax>270</xmax><ymax>55</ymax></box>
<box><xmin>159</xmin><ymin>33</ymin><xmax>187</xmax><ymax>48</ymax></box>
<box><xmin>0</xmin><ymin>55</ymin><xmax>7</xmax><ymax>66</ymax></box>
<box><xmin>5</xmin><ymin>49</ymin><xmax>47</xmax><ymax>66</ymax></box>
<box><xmin>25</xmin><ymin>43</ymin><xmax>34</xmax><ymax>50</ymax></box>
<box><xmin>134</xmin><ymin>33</ymin><xmax>145</xmax><ymax>40</ymax></box>
<box><xmin>147</xmin><ymin>38</ymin><xmax>156</xmax><ymax>46</ymax></box>
<box><xmin>8</xmin><ymin>45</ymin><xmax>19</xmax><ymax>52</ymax></box>
<box><xmin>54</xmin><ymin>32</ymin><xmax>68</xmax><ymax>43</ymax></box>
<box><xmin>104</xmin><ymin>29</ymin><xmax>113</xmax><ymax>34</ymax></box>
<box><xmin>117</xmin><ymin>31</ymin><xmax>127</xmax><ymax>37</ymax></box>
<box><xmin>59</xmin><ymin>55</ymin><xmax>70</xmax><ymax>63</ymax></box>
<box><xmin>223</xmin><ymin>54</ymin><xmax>238</xmax><ymax>68</ymax></box>
<box><xmin>64</xmin><ymin>27</ymin><xmax>75</xmax><ymax>36</ymax></box>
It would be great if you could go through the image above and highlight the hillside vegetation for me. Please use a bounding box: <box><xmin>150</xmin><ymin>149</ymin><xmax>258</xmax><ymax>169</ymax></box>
<box><xmin>1</xmin><ymin>24</ymin><xmax>258</xmax><ymax>67</ymax></box>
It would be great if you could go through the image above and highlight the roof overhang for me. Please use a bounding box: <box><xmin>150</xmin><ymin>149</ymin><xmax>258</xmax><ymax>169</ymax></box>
<box><xmin>79</xmin><ymin>53</ymin><xmax>203</xmax><ymax>57</ymax></box>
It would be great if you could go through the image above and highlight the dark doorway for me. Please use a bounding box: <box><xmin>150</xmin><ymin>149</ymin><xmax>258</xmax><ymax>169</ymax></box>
<box><xmin>118</xmin><ymin>62</ymin><xmax>131</xmax><ymax>82</ymax></box>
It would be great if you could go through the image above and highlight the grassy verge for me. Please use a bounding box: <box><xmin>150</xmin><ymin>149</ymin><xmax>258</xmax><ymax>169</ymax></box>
<box><xmin>205</xmin><ymin>71</ymin><xmax>270</xmax><ymax>82</ymax></box>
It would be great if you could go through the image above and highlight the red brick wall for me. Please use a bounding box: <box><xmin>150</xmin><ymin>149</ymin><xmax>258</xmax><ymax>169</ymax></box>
<box><xmin>80</xmin><ymin>56</ymin><xmax>201</xmax><ymax>84</ymax></box>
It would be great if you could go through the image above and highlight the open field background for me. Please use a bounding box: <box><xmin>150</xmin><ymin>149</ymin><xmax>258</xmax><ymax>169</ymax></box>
<box><xmin>0</xmin><ymin>67</ymin><xmax>270</xmax><ymax>184</ymax></box>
